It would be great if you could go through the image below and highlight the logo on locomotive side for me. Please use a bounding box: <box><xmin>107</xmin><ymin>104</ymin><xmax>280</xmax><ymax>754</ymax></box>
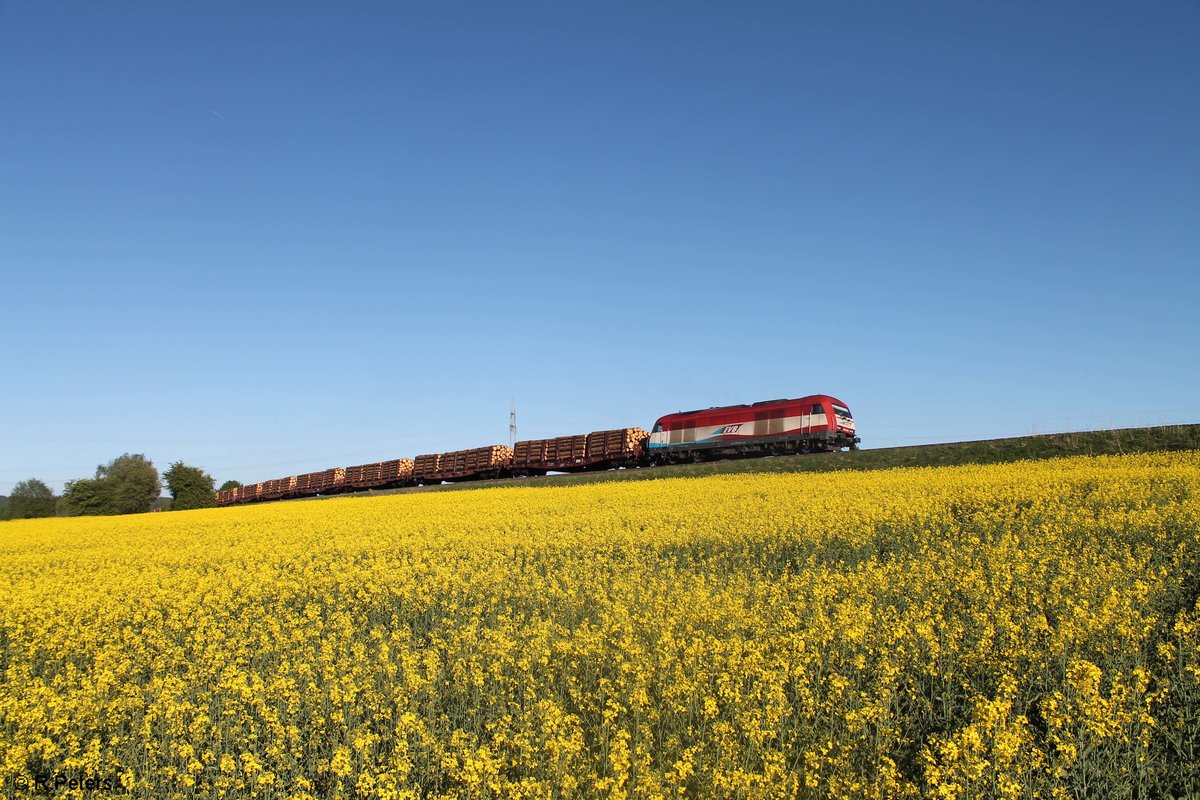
<box><xmin>720</xmin><ymin>424</ymin><xmax>743</xmax><ymax>435</ymax></box>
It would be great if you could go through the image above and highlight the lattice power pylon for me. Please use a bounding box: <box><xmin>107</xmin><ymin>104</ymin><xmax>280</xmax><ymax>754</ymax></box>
<box><xmin>509</xmin><ymin>399</ymin><xmax>517</xmax><ymax>447</ymax></box>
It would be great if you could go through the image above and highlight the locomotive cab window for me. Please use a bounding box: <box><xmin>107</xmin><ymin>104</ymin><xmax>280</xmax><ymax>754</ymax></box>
<box><xmin>652</xmin><ymin>423</ymin><xmax>663</xmax><ymax>433</ymax></box>
<box><xmin>833</xmin><ymin>405</ymin><xmax>852</xmax><ymax>420</ymax></box>
<box><xmin>811</xmin><ymin>404</ymin><xmax>825</xmax><ymax>414</ymax></box>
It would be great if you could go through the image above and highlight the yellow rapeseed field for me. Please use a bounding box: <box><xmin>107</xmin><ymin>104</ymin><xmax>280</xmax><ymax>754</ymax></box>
<box><xmin>1</xmin><ymin>452</ymin><xmax>1198</xmax><ymax>799</ymax></box>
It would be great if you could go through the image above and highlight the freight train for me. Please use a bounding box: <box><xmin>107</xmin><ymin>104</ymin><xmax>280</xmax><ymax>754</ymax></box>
<box><xmin>215</xmin><ymin>394</ymin><xmax>858</xmax><ymax>506</ymax></box>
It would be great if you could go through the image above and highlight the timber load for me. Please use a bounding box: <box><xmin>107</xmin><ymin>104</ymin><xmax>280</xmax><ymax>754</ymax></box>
<box><xmin>302</xmin><ymin>467</ymin><xmax>345</xmax><ymax>494</ymax></box>
<box><xmin>239</xmin><ymin>483</ymin><xmax>262</xmax><ymax>503</ymax></box>
<box><xmin>512</xmin><ymin>439</ymin><xmax>549</xmax><ymax>473</ymax></box>
<box><xmin>511</xmin><ymin>434</ymin><xmax>583</xmax><ymax>472</ymax></box>
<box><xmin>585</xmin><ymin>428</ymin><xmax>650</xmax><ymax>466</ymax></box>
<box><xmin>345</xmin><ymin>458</ymin><xmax>414</xmax><ymax>489</ymax></box>
<box><xmin>514</xmin><ymin>428</ymin><xmax>648</xmax><ymax>472</ymax></box>
<box><xmin>548</xmin><ymin>434</ymin><xmax>587</xmax><ymax>466</ymax></box>
<box><xmin>413</xmin><ymin>453</ymin><xmax>443</xmax><ymax>484</ymax></box>
<box><xmin>429</xmin><ymin>445</ymin><xmax>514</xmax><ymax>482</ymax></box>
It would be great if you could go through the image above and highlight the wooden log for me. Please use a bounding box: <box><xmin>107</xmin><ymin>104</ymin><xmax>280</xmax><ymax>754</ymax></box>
<box><xmin>513</xmin><ymin>439</ymin><xmax>550</xmax><ymax>468</ymax></box>
<box><xmin>414</xmin><ymin>454</ymin><xmax>442</xmax><ymax>480</ymax></box>
<box><xmin>430</xmin><ymin>445</ymin><xmax>514</xmax><ymax>479</ymax></box>
<box><xmin>585</xmin><ymin>428</ymin><xmax>650</xmax><ymax>463</ymax></box>
<box><xmin>383</xmin><ymin>459</ymin><xmax>414</xmax><ymax>481</ymax></box>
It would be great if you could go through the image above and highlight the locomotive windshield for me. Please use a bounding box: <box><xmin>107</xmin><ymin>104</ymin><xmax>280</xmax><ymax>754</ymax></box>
<box><xmin>833</xmin><ymin>405</ymin><xmax>852</xmax><ymax>420</ymax></box>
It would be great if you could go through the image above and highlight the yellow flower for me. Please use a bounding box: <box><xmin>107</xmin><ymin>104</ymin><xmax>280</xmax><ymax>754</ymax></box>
<box><xmin>0</xmin><ymin>451</ymin><xmax>1195</xmax><ymax>798</ymax></box>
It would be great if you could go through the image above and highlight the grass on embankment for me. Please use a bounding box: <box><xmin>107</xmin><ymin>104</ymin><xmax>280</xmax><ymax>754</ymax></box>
<box><xmin>356</xmin><ymin>423</ymin><xmax>1200</xmax><ymax>497</ymax></box>
<box><xmin>543</xmin><ymin>423</ymin><xmax>1200</xmax><ymax>484</ymax></box>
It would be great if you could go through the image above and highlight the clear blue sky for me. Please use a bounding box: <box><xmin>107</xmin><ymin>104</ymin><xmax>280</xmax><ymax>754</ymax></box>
<box><xmin>2</xmin><ymin>1</ymin><xmax>1197</xmax><ymax>493</ymax></box>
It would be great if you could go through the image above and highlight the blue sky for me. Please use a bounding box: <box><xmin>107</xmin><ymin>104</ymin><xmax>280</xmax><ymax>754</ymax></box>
<box><xmin>2</xmin><ymin>1</ymin><xmax>1197</xmax><ymax>493</ymax></box>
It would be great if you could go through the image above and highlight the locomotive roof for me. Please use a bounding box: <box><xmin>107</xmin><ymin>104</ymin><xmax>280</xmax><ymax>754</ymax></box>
<box><xmin>664</xmin><ymin>394</ymin><xmax>838</xmax><ymax>419</ymax></box>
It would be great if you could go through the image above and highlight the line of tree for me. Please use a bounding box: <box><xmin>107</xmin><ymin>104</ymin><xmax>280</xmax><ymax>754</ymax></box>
<box><xmin>3</xmin><ymin>455</ymin><xmax>227</xmax><ymax>519</ymax></box>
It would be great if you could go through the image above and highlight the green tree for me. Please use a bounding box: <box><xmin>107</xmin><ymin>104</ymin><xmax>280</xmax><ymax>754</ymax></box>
<box><xmin>63</xmin><ymin>454</ymin><xmax>162</xmax><ymax>516</ymax></box>
<box><xmin>218</xmin><ymin>480</ymin><xmax>242</xmax><ymax>492</ymax></box>
<box><xmin>7</xmin><ymin>479</ymin><xmax>57</xmax><ymax>519</ymax></box>
<box><xmin>164</xmin><ymin>462</ymin><xmax>217</xmax><ymax>510</ymax></box>
<box><xmin>99</xmin><ymin>454</ymin><xmax>161</xmax><ymax>515</ymax></box>
<box><xmin>62</xmin><ymin>477</ymin><xmax>111</xmax><ymax>516</ymax></box>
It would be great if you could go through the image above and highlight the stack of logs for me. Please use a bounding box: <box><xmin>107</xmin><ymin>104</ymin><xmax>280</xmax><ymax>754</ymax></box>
<box><xmin>413</xmin><ymin>453</ymin><xmax>442</xmax><ymax>482</ymax></box>
<box><xmin>234</xmin><ymin>483</ymin><xmax>262</xmax><ymax>503</ymax></box>
<box><xmin>548</xmin><ymin>435</ymin><xmax>588</xmax><ymax>466</ymax></box>
<box><xmin>295</xmin><ymin>467</ymin><xmax>345</xmax><ymax>494</ymax></box>
<box><xmin>344</xmin><ymin>459</ymin><xmax>415</xmax><ymax>489</ymax></box>
<box><xmin>513</xmin><ymin>428</ymin><xmax>648</xmax><ymax>472</ymax></box>
<box><xmin>417</xmin><ymin>446</ymin><xmax>513</xmax><ymax>482</ymax></box>
<box><xmin>512</xmin><ymin>439</ymin><xmax>547</xmax><ymax>468</ymax></box>
<box><xmin>586</xmin><ymin>428</ymin><xmax>650</xmax><ymax>464</ymax></box>
<box><xmin>294</xmin><ymin>473</ymin><xmax>315</xmax><ymax>496</ymax></box>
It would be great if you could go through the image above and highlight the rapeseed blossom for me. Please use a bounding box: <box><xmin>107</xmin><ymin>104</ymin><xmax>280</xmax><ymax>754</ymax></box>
<box><xmin>0</xmin><ymin>453</ymin><xmax>1197</xmax><ymax>798</ymax></box>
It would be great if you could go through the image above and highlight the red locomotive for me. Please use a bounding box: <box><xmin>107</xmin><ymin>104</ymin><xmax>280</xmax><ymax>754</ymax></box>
<box><xmin>647</xmin><ymin>394</ymin><xmax>858</xmax><ymax>463</ymax></box>
<box><xmin>215</xmin><ymin>394</ymin><xmax>859</xmax><ymax>505</ymax></box>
